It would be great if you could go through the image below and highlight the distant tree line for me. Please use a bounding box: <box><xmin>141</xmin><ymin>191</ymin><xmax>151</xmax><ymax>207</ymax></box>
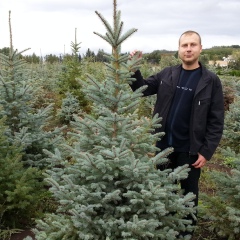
<box><xmin>1</xmin><ymin>45</ymin><xmax>240</xmax><ymax>65</ymax></box>
<box><xmin>0</xmin><ymin>47</ymin><xmax>110</xmax><ymax>64</ymax></box>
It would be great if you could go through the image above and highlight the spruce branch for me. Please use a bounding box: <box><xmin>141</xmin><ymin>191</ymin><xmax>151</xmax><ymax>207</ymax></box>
<box><xmin>94</xmin><ymin>11</ymin><xmax>114</xmax><ymax>39</ymax></box>
<box><xmin>93</xmin><ymin>31</ymin><xmax>114</xmax><ymax>46</ymax></box>
<box><xmin>117</xmin><ymin>28</ymin><xmax>138</xmax><ymax>46</ymax></box>
<box><xmin>115</xmin><ymin>19</ymin><xmax>124</xmax><ymax>44</ymax></box>
<box><xmin>106</xmin><ymin>32</ymin><xmax>117</xmax><ymax>46</ymax></box>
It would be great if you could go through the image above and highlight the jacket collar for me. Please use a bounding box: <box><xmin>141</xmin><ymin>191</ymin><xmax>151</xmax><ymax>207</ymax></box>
<box><xmin>195</xmin><ymin>62</ymin><xmax>212</xmax><ymax>96</ymax></box>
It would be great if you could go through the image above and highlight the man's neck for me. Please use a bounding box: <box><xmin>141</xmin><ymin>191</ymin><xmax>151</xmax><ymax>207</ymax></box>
<box><xmin>182</xmin><ymin>62</ymin><xmax>200</xmax><ymax>70</ymax></box>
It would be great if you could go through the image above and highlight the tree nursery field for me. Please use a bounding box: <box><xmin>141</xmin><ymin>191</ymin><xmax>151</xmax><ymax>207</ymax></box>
<box><xmin>1</xmin><ymin>1</ymin><xmax>240</xmax><ymax>240</ymax></box>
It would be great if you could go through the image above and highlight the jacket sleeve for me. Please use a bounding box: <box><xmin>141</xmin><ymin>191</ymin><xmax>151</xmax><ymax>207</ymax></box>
<box><xmin>199</xmin><ymin>76</ymin><xmax>225</xmax><ymax>160</ymax></box>
<box><xmin>130</xmin><ymin>70</ymin><xmax>161</xmax><ymax>96</ymax></box>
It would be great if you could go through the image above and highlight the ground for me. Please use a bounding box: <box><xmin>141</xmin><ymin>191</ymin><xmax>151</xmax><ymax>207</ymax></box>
<box><xmin>9</xmin><ymin>229</ymin><xmax>35</xmax><ymax>240</ymax></box>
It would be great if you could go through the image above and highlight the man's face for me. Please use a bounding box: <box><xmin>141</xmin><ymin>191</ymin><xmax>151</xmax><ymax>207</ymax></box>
<box><xmin>178</xmin><ymin>33</ymin><xmax>202</xmax><ymax>66</ymax></box>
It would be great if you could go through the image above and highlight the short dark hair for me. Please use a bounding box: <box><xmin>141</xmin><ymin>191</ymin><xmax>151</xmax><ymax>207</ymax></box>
<box><xmin>179</xmin><ymin>30</ymin><xmax>202</xmax><ymax>45</ymax></box>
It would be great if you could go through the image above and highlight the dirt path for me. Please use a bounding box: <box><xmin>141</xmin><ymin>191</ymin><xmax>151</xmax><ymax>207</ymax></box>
<box><xmin>9</xmin><ymin>229</ymin><xmax>35</xmax><ymax>240</ymax></box>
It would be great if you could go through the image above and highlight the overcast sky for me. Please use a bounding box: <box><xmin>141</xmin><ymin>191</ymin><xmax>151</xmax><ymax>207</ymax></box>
<box><xmin>0</xmin><ymin>0</ymin><xmax>240</xmax><ymax>57</ymax></box>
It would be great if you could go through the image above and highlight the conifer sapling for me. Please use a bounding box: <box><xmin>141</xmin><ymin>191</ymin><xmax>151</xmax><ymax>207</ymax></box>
<box><xmin>32</xmin><ymin>1</ymin><xmax>196</xmax><ymax>239</ymax></box>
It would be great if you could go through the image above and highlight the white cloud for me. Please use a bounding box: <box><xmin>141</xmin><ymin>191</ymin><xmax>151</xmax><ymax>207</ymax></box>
<box><xmin>0</xmin><ymin>0</ymin><xmax>240</xmax><ymax>56</ymax></box>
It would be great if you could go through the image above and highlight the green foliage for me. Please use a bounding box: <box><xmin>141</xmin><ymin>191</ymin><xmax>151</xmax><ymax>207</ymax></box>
<box><xmin>144</xmin><ymin>50</ymin><xmax>177</xmax><ymax>64</ymax></box>
<box><xmin>0</xmin><ymin>228</ymin><xmax>22</xmax><ymax>240</ymax></box>
<box><xmin>221</xmin><ymin>147</ymin><xmax>240</xmax><ymax>168</ymax></box>
<box><xmin>45</xmin><ymin>54</ymin><xmax>60</xmax><ymax>64</ymax></box>
<box><xmin>23</xmin><ymin>53</ymin><xmax>41</xmax><ymax>64</ymax></box>
<box><xmin>199</xmin><ymin>54</ymin><xmax>210</xmax><ymax>66</ymax></box>
<box><xmin>159</xmin><ymin>55</ymin><xmax>181</xmax><ymax>69</ymax></box>
<box><xmin>199</xmin><ymin>79</ymin><xmax>240</xmax><ymax>239</ymax></box>
<box><xmin>144</xmin><ymin>50</ymin><xmax>162</xmax><ymax>63</ymax></box>
<box><xmin>0</xmin><ymin>117</ymin><xmax>46</xmax><ymax>231</ymax></box>
<box><xmin>202</xmin><ymin>46</ymin><xmax>233</xmax><ymax>61</ymax></box>
<box><xmin>84</xmin><ymin>48</ymin><xmax>96</xmax><ymax>59</ymax></box>
<box><xmin>95</xmin><ymin>49</ymin><xmax>110</xmax><ymax>62</ymax></box>
<box><xmin>222</xmin><ymin>155</ymin><xmax>237</xmax><ymax>168</ymax></box>
<box><xmin>0</xmin><ymin>47</ymin><xmax>11</xmax><ymax>56</ymax></box>
<box><xmin>222</xmin><ymin>96</ymin><xmax>240</xmax><ymax>153</ymax></box>
<box><xmin>58</xmin><ymin>29</ymin><xmax>90</xmax><ymax>113</ymax></box>
<box><xmin>228</xmin><ymin>69</ymin><xmax>240</xmax><ymax>76</ymax></box>
<box><xmin>0</xmin><ymin>48</ymin><xmax>63</xmax><ymax>167</ymax></box>
<box><xmin>219</xmin><ymin>75</ymin><xmax>240</xmax><ymax>112</ymax></box>
<box><xmin>200</xmin><ymin>159</ymin><xmax>240</xmax><ymax>239</ymax></box>
<box><xmin>57</xmin><ymin>91</ymin><xmax>81</xmax><ymax>123</ymax></box>
<box><xmin>81</xmin><ymin>59</ymin><xmax>106</xmax><ymax>82</ymax></box>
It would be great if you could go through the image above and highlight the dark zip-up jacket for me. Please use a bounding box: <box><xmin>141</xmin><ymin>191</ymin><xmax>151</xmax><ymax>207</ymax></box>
<box><xmin>130</xmin><ymin>63</ymin><xmax>224</xmax><ymax>160</ymax></box>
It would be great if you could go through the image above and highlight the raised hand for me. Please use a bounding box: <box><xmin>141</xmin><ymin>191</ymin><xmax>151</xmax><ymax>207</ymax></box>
<box><xmin>127</xmin><ymin>50</ymin><xmax>143</xmax><ymax>72</ymax></box>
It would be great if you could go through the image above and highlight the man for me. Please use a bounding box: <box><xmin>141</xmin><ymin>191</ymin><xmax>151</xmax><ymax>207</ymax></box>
<box><xmin>130</xmin><ymin>30</ymin><xmax>224</xmax><ymax>234</ymax></box>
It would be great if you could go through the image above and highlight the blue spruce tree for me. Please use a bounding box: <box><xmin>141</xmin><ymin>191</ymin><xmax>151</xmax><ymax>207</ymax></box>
<box><xmin>32</xmin><ymin>1</ymin><xmax>196</xmax><ymax>239</ymax></box>
<box><xmin>0</xmin><ymin>11</ymin><xmax>64</xmax><ymax>168</ymax></box>
<box><xmin>200</xmin><ymin>159</ymin><xmax>240</xmax><ymax>239</ymax></box>
<box><xmin>58</xmin><ymin>91</ymin><xmax>81</xmax><ymax>124</ymax></box>
<box><xmin>199</xmin><ymin>95</ymin><xmax>240</xmax><ymax>239</ymax></box>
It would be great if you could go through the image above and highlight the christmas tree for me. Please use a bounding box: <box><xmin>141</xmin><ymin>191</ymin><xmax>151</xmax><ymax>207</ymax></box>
<box><xmin>0</xmin><ymin>11</ymin><xmax>63</xmax><ymax>168</ymax></box>
<box><xmin>33</xmin><ymin>1</ymin><xmax>196</xmax><ymax>239</ymax></box>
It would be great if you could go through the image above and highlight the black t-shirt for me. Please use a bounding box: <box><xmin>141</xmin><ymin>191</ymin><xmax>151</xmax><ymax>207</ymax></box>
<box><xmin>158</xmin><ymin>66</ymin><xmax>202</xmax><ymax>152</ymax></box>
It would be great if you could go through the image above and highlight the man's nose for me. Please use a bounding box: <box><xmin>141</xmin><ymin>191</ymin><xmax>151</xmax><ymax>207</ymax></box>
<box><xmin>186</xmin><ymin>45</ymin><xmax>191</xmax><ymax>51</ymax></box>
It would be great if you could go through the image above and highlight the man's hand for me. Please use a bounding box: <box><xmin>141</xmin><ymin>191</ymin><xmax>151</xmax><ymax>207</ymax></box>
<box><xmin>192</xmin><ymin>153</ymin><xmax>207</xmax><ymax>168</ymax></box>
<box><xmin>127</xmin><ymin>50</ymin><xmax>143</xmax><ymax>72</ymax></box>
<box><xmin>129</xmin><ymin>50</ymin><xmax>143</xmax><ymax>59</ymax></box>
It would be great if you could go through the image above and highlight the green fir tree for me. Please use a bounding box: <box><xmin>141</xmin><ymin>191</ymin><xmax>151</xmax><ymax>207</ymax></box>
<box><xmin>32</xmin><ymin>1</ymin><xmax>196</xmax><ymax>239</ymax></box>
<box><xmin>0</xmin><ymin>116</ymin><xmax>45</xmax><ymax>233</ymax></box>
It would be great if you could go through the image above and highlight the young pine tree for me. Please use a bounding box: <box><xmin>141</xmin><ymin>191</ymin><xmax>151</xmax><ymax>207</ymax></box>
<box><xmin>0</xmin><ymin>11</ymin><xmax>63</xmax><ymax>168</ymax></box>
<box><xmin>33</xmin><ymin>1</ymin><xmax>196</xmax><ymax>239</ymax></box>
<box><xmin>0</xmin><ymin>116</ymin><xmax>45</xmax><ymax>232</ymax></box>
<box><xmin>58</xmin><ymin>28</ymin><xmax>90</xmax><ymax>115</ymax></box>
<box><xmin>199</xmin><ymin>94</ymin><xmax>240</xmax><ymax>239</ymax></box>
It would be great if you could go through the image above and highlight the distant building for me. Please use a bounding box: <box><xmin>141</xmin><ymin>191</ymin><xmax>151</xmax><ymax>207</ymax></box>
<box><xmin>208</xmin><ymin>55</ymin><xmax>235</xmax><ymax>67</ymax></box>
<box><xmin>209</xmin><ymin>60</ymin><xmax>228</xmax><ymax>67</ymax></box>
